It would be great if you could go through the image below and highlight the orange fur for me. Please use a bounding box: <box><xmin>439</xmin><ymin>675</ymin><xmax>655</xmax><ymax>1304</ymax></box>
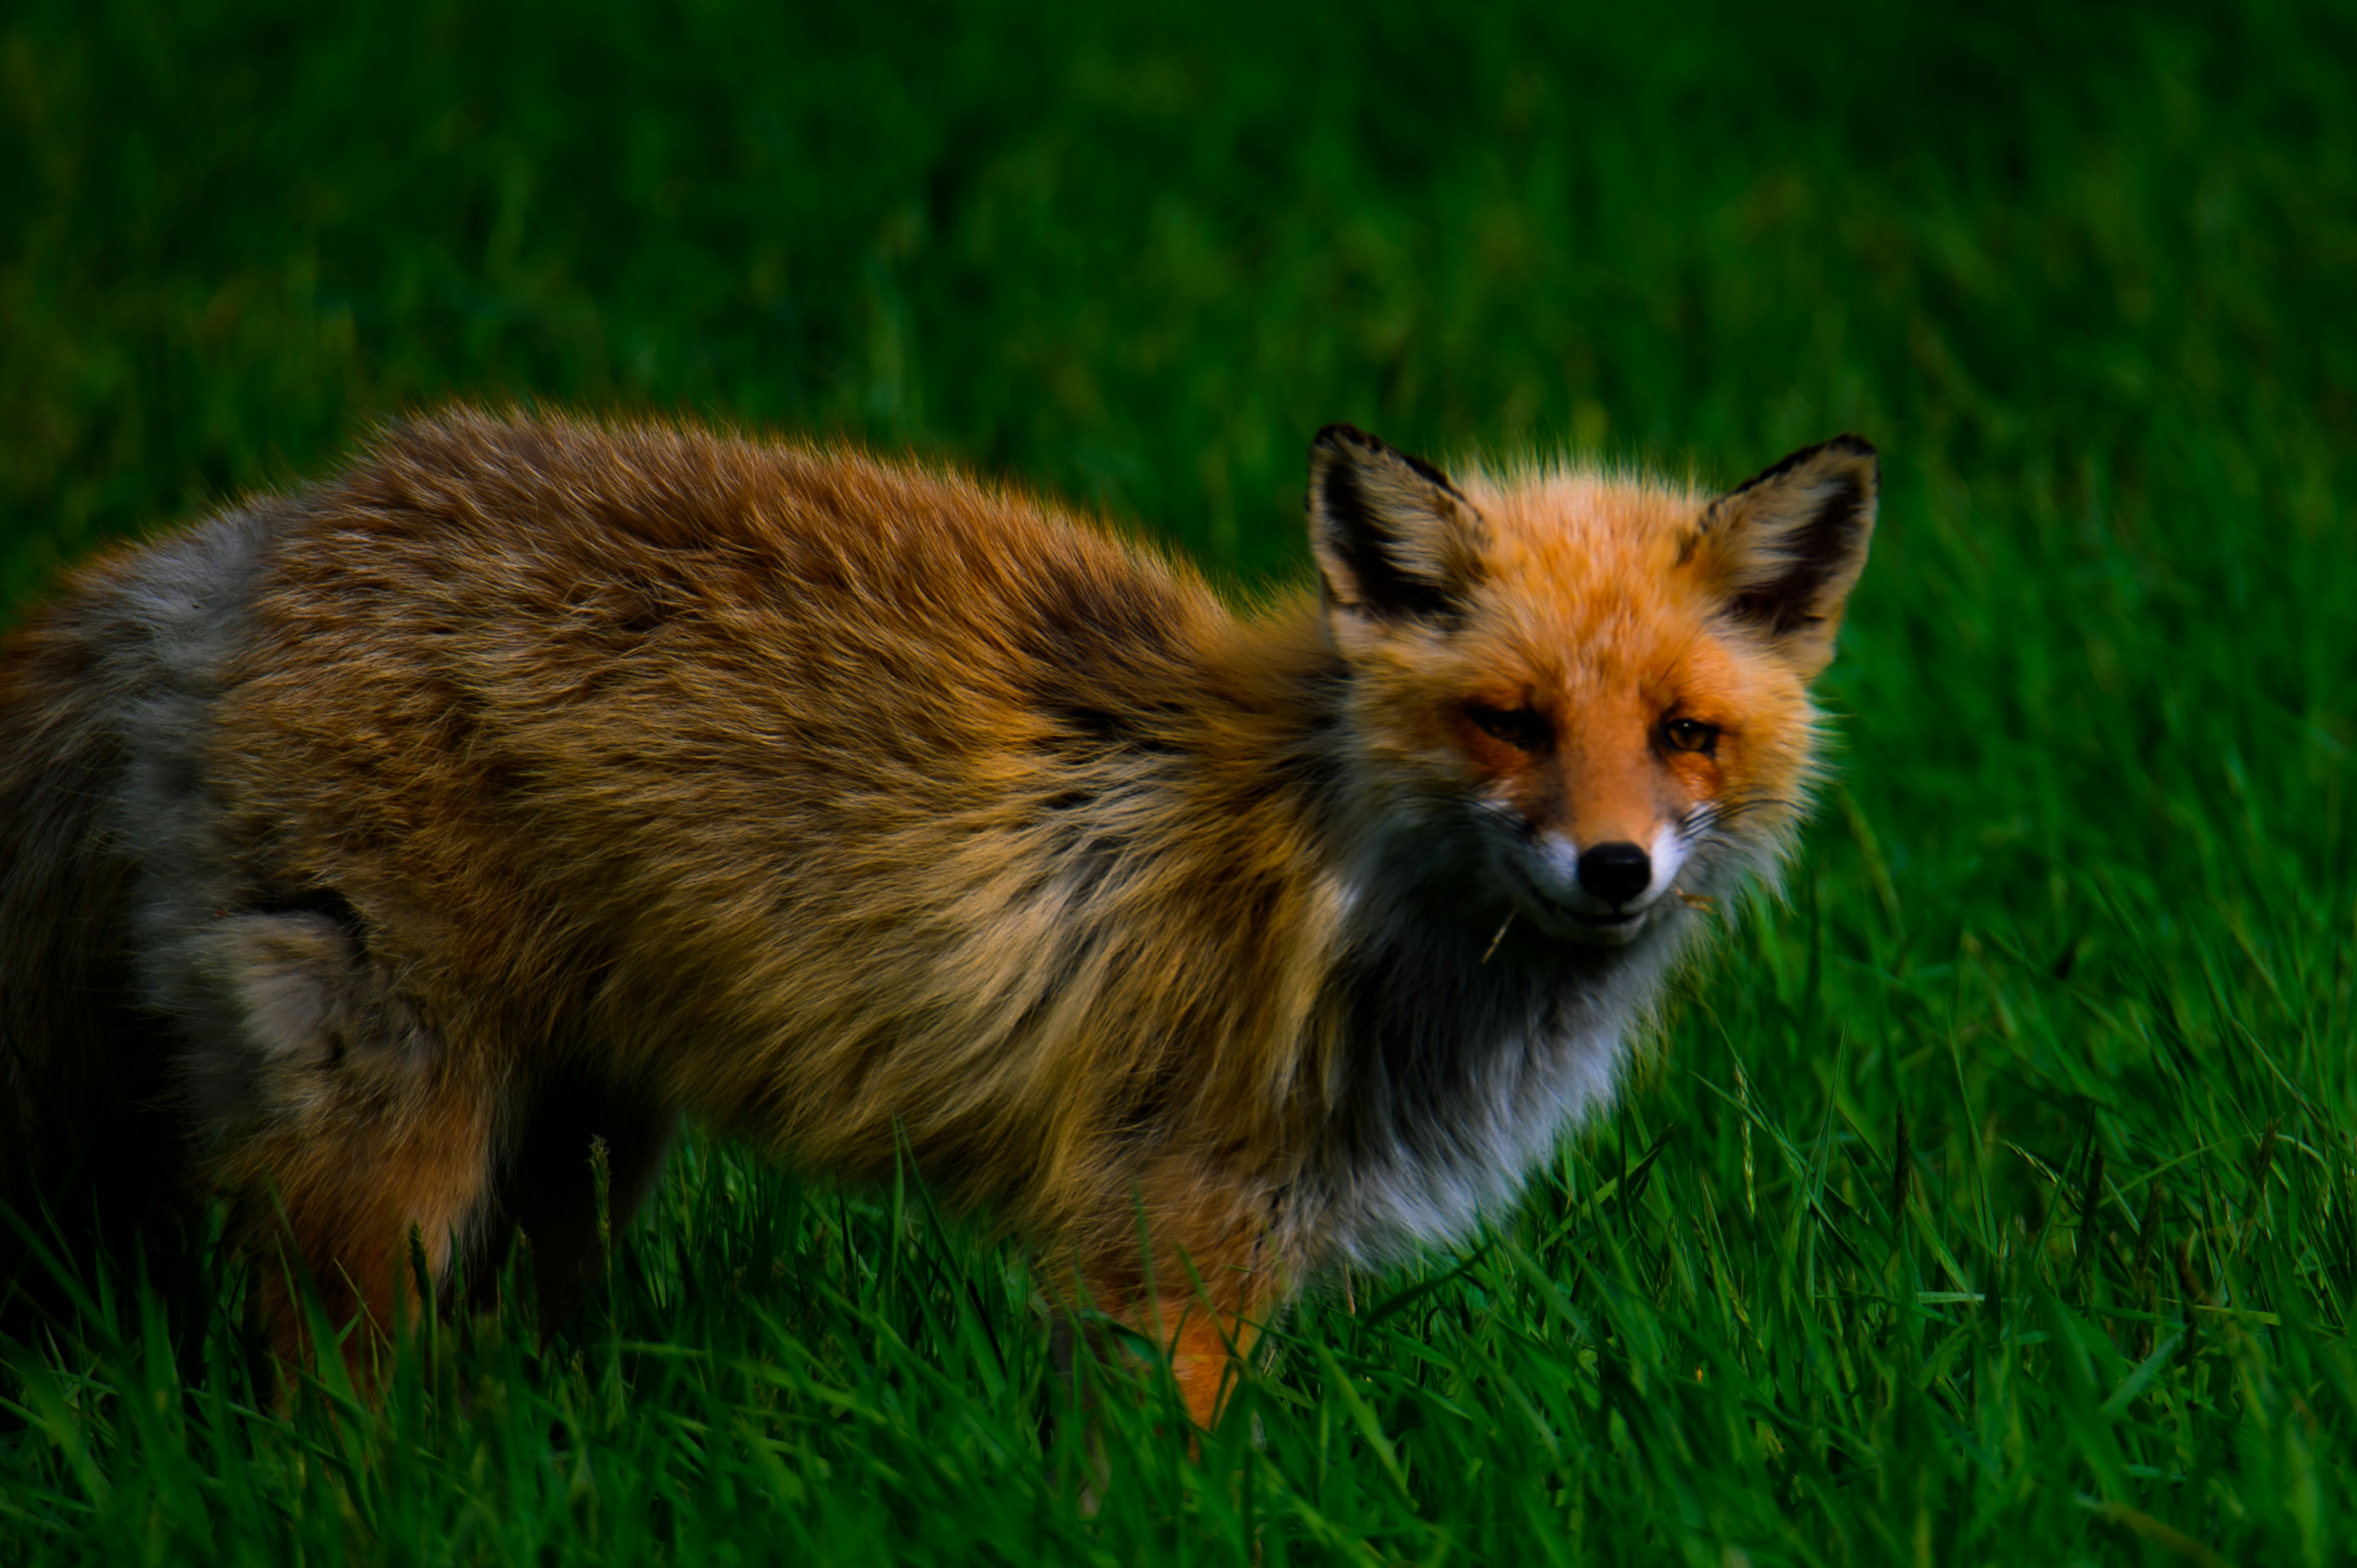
<box><xmin>0</xmin><ymin>411</ymin><xmax>1874</xmax><ymax>1426</ymax></box>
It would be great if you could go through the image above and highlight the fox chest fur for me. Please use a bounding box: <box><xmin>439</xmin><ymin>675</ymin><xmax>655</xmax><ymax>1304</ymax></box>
<box><xmin>0</xmin><ymin>411</ymin><xmax>1874</xmax><ymax>1423</ymax></box>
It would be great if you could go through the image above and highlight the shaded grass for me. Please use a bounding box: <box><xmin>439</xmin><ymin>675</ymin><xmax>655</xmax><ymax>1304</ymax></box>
<box><xmin>4</xmin><ymin>0</ymin><xmax>2356</xmax><ymax>1561</ymax></box>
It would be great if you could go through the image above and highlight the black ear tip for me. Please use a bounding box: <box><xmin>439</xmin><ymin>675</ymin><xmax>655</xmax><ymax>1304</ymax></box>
<box><xmin>1309</xmin><ymin>423</ymin><xmax>1467</xmax><ymax>502</ymax></box>
<box><xmin>1823</xmin><ymin>433</ymin><xmax>1879</xmax><ymax>462</ymax></box>
<box><xmin>1313</xmin><ymin>423</ymin><xmax>1379</xmax><ymax>455</ymax></box>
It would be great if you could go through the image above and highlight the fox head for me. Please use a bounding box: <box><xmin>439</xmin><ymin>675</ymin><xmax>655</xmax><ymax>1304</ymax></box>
<box><xmin>1306</xmin><ymin>424</ymin><xmax>1876</xmax><ymax>948</ymax></box>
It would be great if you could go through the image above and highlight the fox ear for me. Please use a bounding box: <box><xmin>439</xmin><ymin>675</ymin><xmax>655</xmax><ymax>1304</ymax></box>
<box><xmin>1306</xmin><ymin>424</ymin><xmax>1487</xmax><ymax>632</ymax></box>
<box><xmin>1691</xmin><ymin>435</ymin><xmax>1878</xmax><ymax>677</ymax></box>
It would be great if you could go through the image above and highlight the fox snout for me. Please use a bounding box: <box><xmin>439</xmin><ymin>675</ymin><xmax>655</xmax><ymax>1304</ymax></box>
<box><xmin>1503</xmin><ymin>828</ymin><xmax>1692</xmax><ymax>944</ymax></box>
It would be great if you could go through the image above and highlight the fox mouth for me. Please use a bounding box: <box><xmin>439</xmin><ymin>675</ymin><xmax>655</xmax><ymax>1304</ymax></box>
<box><xmin>1549</xmin><ymin>905</ymin><xmax>1649</xmax><ymax>946</ymax></box>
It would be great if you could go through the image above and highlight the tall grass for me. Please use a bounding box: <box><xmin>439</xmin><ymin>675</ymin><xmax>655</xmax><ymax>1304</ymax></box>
<box><xmin>4</xmin><ymin>0</ymin><xmax>2355</xmax><ymax>1561</ymax></box>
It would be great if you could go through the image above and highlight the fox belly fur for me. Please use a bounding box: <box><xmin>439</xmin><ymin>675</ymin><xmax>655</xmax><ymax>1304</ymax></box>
<box><xmin>0</xmin><ymin>411</ymin><xmax>1875</xmax><ymax>1424</ymax></box>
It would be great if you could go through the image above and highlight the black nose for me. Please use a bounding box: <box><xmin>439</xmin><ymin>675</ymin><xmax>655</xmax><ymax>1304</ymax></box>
<box><xmin>1577</xmin><ymin>842</ymin><xmax>1652</xmax><ymax>906</ymax></box>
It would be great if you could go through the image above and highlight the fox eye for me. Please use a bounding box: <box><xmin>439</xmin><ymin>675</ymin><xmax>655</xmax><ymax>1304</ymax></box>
<box><xmin>1466</xmin><ymin>702</ymin><xmax>1552</xmax><ymax>752</ymax></box>
<box><xmin>1662</xmin><ymin>717</ymin><xmax>1720</xmax><ymax>756</ymax></box>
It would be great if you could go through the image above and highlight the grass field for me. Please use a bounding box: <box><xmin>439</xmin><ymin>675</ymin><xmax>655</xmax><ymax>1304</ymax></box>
<box><xmin>5</xmin><ymin>0</ymin><xmax>2357</xmax><ymax>1561</ymax></box>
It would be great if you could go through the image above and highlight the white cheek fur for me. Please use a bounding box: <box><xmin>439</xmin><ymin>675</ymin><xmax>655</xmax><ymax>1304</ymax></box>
<box><xmin>1646</xmin><ymin>824</ymin><xmax>1690</xmax><ymax>902</ymax></box>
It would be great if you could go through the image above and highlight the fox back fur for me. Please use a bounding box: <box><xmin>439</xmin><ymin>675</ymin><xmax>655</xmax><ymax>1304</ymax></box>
<box><xmin>0</xmin><ymin>411</ymin><xmax>1875</xmax><ymax>1423</ymax></box>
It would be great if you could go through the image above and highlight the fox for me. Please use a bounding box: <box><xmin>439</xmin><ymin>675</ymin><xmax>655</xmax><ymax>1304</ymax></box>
<box><xmin>0</xmin><ymin>409</ymin><xmax>1875</xmax><ymax>1426</ymax></box>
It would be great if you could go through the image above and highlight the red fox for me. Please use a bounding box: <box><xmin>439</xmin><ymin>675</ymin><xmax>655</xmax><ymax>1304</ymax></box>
<box><xmin>0</xmin><ymin>411</ymin><xmax>1874</xmax><ymax>1425</ymax></box>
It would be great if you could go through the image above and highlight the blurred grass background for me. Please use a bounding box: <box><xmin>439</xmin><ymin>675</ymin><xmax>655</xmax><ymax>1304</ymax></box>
<box><xmin>5</xmin><ymin>0</ymin><xmax>2357</xmax><ymax>1562</ymax></box>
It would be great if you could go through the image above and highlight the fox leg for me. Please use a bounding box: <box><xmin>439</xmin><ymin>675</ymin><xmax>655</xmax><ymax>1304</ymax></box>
<box><xmin>1044</xmin><ymin>1256</ymin><xmax>1274</xmax><ymax>1512</ymax></box>
<box><xmin>1082</xmin><ymin>1197</ymin><xmax>1288</xmax><ymax>1431</ymax></box>
<box><xmin>164</xmin><ymin>906</ymin><xmax>495</xmax><ymax>1385</ymax></box>
<box><xmin>1110</xmin><ymin>1279</ymin><xmax>1279</xmax><ymax>1431</ymax></box>
<box><xmin>230</xmin><ymin>1083</ymin><xmax>497</xmax><ymax>1384</ymax></box>
<box><xmin>471</xmin><ymin>1068</ymin><xmax>681</xmax><ymax>1334</ymax></box>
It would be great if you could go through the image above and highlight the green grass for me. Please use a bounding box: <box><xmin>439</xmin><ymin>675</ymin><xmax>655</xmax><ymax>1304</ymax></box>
<box><xmin>5</xmin><ymin>0</ymin><xmax>2356</xmax><ymax>1561</ymax></box>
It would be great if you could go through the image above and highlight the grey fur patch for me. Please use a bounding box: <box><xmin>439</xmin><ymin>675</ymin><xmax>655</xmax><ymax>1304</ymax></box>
<box><xmin>69</xmin><ymin>504</ymin><xmax>439</xmax><ymax>1143</ymax></box>
<box><xmin>95</xmin><ymin>506</ymin><xmax>280</xmax><ymax>893</ymax></box>
<box><xmin>98</xmin><ymin>508</ymin><xmax>277</xmax><ymax>985</ymax></box>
